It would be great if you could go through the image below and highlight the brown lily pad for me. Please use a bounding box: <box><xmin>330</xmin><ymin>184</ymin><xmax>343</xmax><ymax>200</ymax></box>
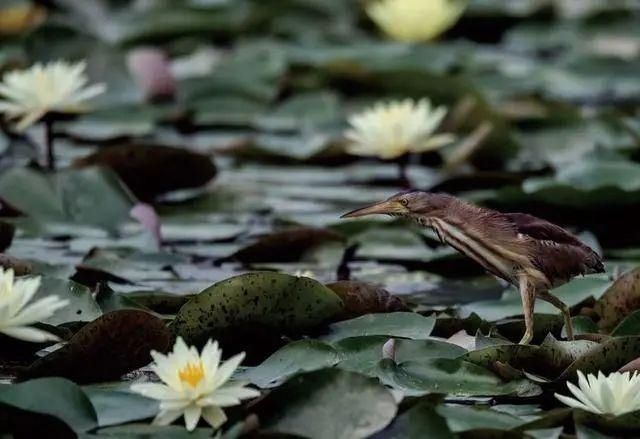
<box><xmin>0</xmin><ymin>221</ymin><xmax>14</xmax><ymax>252</ymax></box>
<box><xmin>0</xmin><ymin>254</ymin><xmax>32</xmax><ymax>276</ymax></box>
<box><xmin>594</xmin><ymin>268</ymin><xmax>640</xmax><ymax>332</ymax></box>
<box><xmin>231</xmin><ymin>227</ymin><xmax>345</xmax><ymax>264</ymax></box>
<box><xmin>20</xmin><ymin>310</ymin><xmax>170</xmax><ymax>384</ymax></box>
<box><xmin>326</xmin><ymin>281</ymin><xmax>409</xmax><ymax>319</ymax></box>
<box><xmin>73</xmin><ymin>143</ymin><xmax>216</xmax><ymax>201</ymax></box>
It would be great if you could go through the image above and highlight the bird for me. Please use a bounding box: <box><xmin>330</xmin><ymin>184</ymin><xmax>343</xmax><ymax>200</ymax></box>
<box><xmin>341</xmin><ymin>190</ymin><xmax>605</xmax><ymax>344</ymax></box>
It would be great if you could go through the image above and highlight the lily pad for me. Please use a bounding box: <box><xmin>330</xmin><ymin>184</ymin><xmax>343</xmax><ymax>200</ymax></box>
<box><xmin>241</xmin><ymin>340</ymin><xmax>340</xmax><ymax>388</ymax></box>
<box><xmin>593</xmin><ymin>267</ymin><xmax>640</xmax><ymax>332</ymax></box>
<box><xmin>378</xmin><ymin>358</ymin><xmax>540</xmax><ymax>397</ymax></box>
<box><xmin>559</xmin><ymin>336</ymin><xmax>640</xmax><ymax>380</ymax></box>
<box><xmin>230</xmin><ymin>227</ymin><xmax>345</xmax><ymax>264</ymax></box>
<box><xmin>21</xmin><ymin>310</ymin><xmax>171</xmax><ymax>384</ymax></box>
<box><xmin>611</xmin><ymin>310</ymin><xmax>640</xmax><ymax>337</ymax></box>
<box><xmin>0</xmin><ymin>378</ymin><xmax>97</xmax><ymax>432</ymax></box>
<box><xmin>171</xmin><ymin>272</ymin><xmax>343</xmax><ymax>346</ymax></box>
<box><xmin>0</xmin><ymin>167</ymin><xmax>133</xmax><ymax>233</ymax></box>
<box><xmin>326</xmin><ymin>281</ymin><xmax>409</xmax><ymax>318</ymax></box>
<box><xmin>73</xmin><ymin>143</ymin><xmax>217</xmax><ymax>201</ymax></box>
<box><xmin>259</xmin><ymin>368</ymin><xmax>397</xmax><ymax>439</ymax></box>
<box><xmin>83</xmin><ymin>387</ymin><xmax>159</xmax><ymax>428</ymax></box>
<box><xmin>371</xmin><ymin>399</ymin><xmax>454</xmax><ymax>439</ymax></box>
<box><xmin>322</xmin><ymin>312</ymin><xmax>436</xmax><ymax>342</ymax></box>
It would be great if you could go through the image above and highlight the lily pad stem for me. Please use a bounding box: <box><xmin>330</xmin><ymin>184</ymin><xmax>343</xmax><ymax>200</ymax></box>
<box><xmin>43</xmin><ymin>118</ymin><xmax>55</xmax><ymax>171</ymax></box>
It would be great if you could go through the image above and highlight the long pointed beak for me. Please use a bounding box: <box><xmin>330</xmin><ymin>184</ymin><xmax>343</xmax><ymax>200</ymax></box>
<box><xmin>341</xmin><ymin>200</ymin><xmax>403</xmax><ymax>218</ymax></box>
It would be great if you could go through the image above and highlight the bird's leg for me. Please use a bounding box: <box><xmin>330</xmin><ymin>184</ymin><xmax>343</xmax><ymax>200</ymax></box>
<box><xmin>537</xmin><ymin>291</ymin><xmax>574</xmax><ymax>341</ymax></box>
<box><xmin>518</xmin><ymin>275</ymin><xmax>535</xmax><ymax>345</ymax></box>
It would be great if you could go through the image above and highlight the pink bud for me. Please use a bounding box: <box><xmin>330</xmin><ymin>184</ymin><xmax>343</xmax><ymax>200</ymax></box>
<box><xmin>130</xmin><ymin>202</ymin><xmax>162</xmax><ymax>249</ymax></box>
<box><xmin>127</xmin><ymin>47</ymin><xmax>175</xmax><ymax>102</ymax></box>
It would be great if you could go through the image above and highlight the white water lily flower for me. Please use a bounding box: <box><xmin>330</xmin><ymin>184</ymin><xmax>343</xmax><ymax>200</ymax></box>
<box><xmin>366</xmin><ymin>0</ymin><xmax>467</xmax><ymax>42</ymax></box>
<box><xmin>130</xmin><ymin>337</ymin><xmax>260</xmax><ymax>432</ymax></box>
<box><xmin>345</xmin><ymin>98</ymin><xmax>454</xmax><ymax>160</ymax></box>
<box><xmin>0</xmin><ymin>60</ymin><xmax>105</xmax><ymax>130</ymax></box>
<box><xmin>555</xmin><ymin>370</ymin><xmax>640</xmax><ymax>416</ymax></box>
<box><xmin>0</xmin><ymin>268</ymin><xmax>68</xmax><ymax>342</ymax></box>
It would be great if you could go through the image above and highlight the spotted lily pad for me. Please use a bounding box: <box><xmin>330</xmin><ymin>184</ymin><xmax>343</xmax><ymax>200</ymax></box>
<box><xmin>171</xmin><ymin>272</ymin><xmax>343</xmax><ymax>346</ymax></box>
<box><xmin>594</xmin><ymin>268</ymin><xmax>640</xmax><ymax>332</ymax></box>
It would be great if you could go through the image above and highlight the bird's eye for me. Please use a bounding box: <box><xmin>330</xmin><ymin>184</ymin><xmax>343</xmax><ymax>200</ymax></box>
<box><xmin>400</xmin><ymin>199</ymin><xmax>409</xmax><ymax>206</ymax></box>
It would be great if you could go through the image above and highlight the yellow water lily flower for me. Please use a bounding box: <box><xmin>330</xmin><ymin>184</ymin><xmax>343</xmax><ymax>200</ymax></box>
<box><xmin>0</xmin><ymin>268</ymin><xmax>68</xmax><ymax>342</ymax></box>
<box><xmin>366</xmin><ymin>0</ymin><xmax>467</xmax><ymax>42</ymax></box>
<box><xmin>345</xmin><ymin>98</ymin><xmax>454</xmax><ymax>160</ymax></box>
<box><xmin>130</xmin><ymin>337</ymin><xmax>260</xmax><ymax>432</ymax></box>
<box><xmin>0</xmin><ymin>60</ymin><xmax>106</xmax><ymax>131</ymax></box>
<box><xmin>555</xmin><ymin>371</ymin><xmax>640</xmax><ymax>416</ymax></box>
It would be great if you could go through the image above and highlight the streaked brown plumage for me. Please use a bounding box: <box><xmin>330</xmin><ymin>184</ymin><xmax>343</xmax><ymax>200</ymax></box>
<box><xmin>341</xmin><ymin>190</ymin><xmax>604</xmax><ymax>344</ymax></box>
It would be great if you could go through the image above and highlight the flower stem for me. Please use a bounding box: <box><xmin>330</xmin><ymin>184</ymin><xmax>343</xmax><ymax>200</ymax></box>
<box><xmin>43</xmin><ymin>118</ymin><xmax>55</xmax><ymax>171</ymax></box>
<box><xmin>397</xmin><ymin>154</ymin><xmax>411</xmax><ymax>189</ymax></box>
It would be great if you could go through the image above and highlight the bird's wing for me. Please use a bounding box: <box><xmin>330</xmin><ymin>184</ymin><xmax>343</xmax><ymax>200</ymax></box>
<box><xmin>504</xmin><ymin>213</ymin><xmax>605</xmax><ymax>282</ymax></box>
<box><xmin>504</xmin><ymin>213</ymin><xmax>585</xmax><ymax>246</ymax></box>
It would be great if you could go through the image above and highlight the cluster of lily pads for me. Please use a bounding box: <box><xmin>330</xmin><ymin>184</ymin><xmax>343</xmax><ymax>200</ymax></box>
<box><xmin>1</xmin><ymin>0</ymin><xmax>640</xmax><ymax>437</ymax></box>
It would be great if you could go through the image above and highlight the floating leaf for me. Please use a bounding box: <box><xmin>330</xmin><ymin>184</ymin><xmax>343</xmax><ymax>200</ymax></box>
<box><xmin>372</xmin><ymin>399</ymin><xmax>454</xmax><ymax>439</ymax></box>
<box><xmin>594</xmin><ymin>268</ymin><xmax>640</xmax><ymax>332</ymax></box>
<box><xmin>240</xmin><ymin>340</ymin><xmax>340</xmax><ymax>388</ymax></box>
<box><xmin>73</xmin><ymin>144</ymin><xmax>217</xmax><ymax>201</ymax></box>
<box><xmin>461</xmin><ymin>277</ymin><xmax>612</xmax><ymax>322</ymax></box>
<box><xmin>326</xmin><ymin>281</ymin><xmax>409</xmax><ymax>318</ymax></box>
<box><xmin>259</xmin><ymin>368</ymin><xmax>397</xmax><ymax>439</ymax></box>
<box><xmin>336</xmin><ymin>336</ymin><xmax>466</xmax><ymax>375</ymax></box>
<box><xmin>323</xmin><ymin>312</ymin><xmax>436</xmax><ymax>342</ymax></box>
<box><xmin>559</xmin><ymin>336</ymin><xmax>640</xmax><ymax>380</ymax></box>
<box><xmin>231</xmin><ymin>227</ymin><xmax>345</xmax><ymax>264</ymax></box>
<box><xmin>0</xmin><ymin>378</ymin><xmax>97</xmax><ymax>432</ymax></box>
<box><xmin>378</xmin><ymin>358</ymin><xmax>540</xmax><ymax>397</ymax></box>
<box><xmin>171</xmin><ymin>272</ymin><xmax>343</xmax><ymax>346</ymax></box>
<box><xmin>21</xmin><ymin>310</ymin><xmax>170</xmax><ymax>384</ymax></box>
<box><xmin>436</xmin><ymin>404</ymin><xmax>529</xmax><ymax>432</ymax></box>
<box><xmin>35</xmin><ymin>277</ymin><xmax>102</xmax><ymax>325</ymax></box>
<box><xmin>84</xmin><ymin>387</ymin><xmax>159</xmax><ymax>427</ymax></box>
<box><xmin>0</xmin><ymin>167</ymin><xmax>133</xmax><ymax>232</ymax></box>
<box><xmin>611</xmin><ymin>310</ymin><xmax>640</xmax><ymax>337</ymax></box>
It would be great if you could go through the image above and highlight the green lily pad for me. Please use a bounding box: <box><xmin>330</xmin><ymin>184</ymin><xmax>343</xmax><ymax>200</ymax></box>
<box><xmin>259</xmin><ymin>368</ymin><xmax>397</xmax><ymax>439</ymax></box>
<box><xmin>436</xmin><ymin>404</ymin><xmax>530</xmax><ymax>432</ymax></box>
<box><xmin>0</xmin><ymin>167</ymin><xmax>133</xmax><ymax>233</ymax></box>
<box><xmin>461</xmin><ymin>277</ymin><xmax>612</xmax><ymax>322</ymax></box>
<box><xmin>83</xmin><ymin>387</ymin><xmax>159</xmax><ymax>427</ymax></box>
<box><xmin>35</xmin><ymin>276</ymin><xmax>102</xmax><ymax>325</ymax></box>
<box><xmin>0</xmin><ymin>378</ymin><xmax>97</xmax><ymax>432</ymax></box>
<box><xmin>336</xmin><ymin>336</ymin><xmax>466</xmax><ymax>375</ymax></box>
<box><xmin>171</xmin><ymin>272</ymin><xmax>343</xmax><ymax>346</ymax></box>
<box><xmin>322</xmin><ymin>312</ymin><xmax>436</xmax><ymax>342</ymax></box>
<box><xmin>373</xmin><ymin>399</ymin><xmax>454</xmax><ymax>439</ymax></box>
<box><xmin>378</xmin><ymin>358</ymin><xmax>540</xmax><ymax>397</ymax></box>
<box><xmin>240</xmin><ymin>340</ymin><xmax>340</xmax><ymax>388</ymax></box>
<box><xmin>611</xmin><ymin>310</ymin><xmax>640</xmax><ymax>336</ymax></box>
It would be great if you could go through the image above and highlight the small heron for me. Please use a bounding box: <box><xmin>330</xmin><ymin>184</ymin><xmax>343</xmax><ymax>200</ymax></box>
<box><xmin>342</xmin><ymin>190</ymin><xmax>604</xmax><ymax>344</ymax></box>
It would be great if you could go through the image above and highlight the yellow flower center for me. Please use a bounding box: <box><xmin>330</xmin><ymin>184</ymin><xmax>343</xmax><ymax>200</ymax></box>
<box><xmin>178</xmin><ymin>361</ymin><xmax>205</xmax><ymax>388</ymax></box>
